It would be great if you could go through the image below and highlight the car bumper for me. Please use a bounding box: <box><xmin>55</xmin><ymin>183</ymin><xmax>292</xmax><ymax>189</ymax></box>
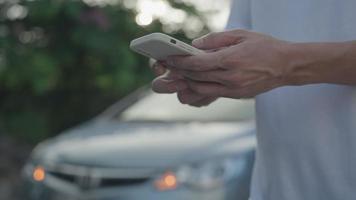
<box><xmin>23</xmin><ymin>175</ymin><xmax>250</xmax><ymax>200</ymax></box>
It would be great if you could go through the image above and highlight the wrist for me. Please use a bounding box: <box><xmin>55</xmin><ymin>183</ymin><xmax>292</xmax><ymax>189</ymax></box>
<box><xmin>283</xmin><ymin>41</ymin><xmax>355</xmax><ymax>86</ymax></box>
<box><xmin>282</xmin><ymin>42</ymin><xmax>320</xmax><ymax>86</ymax></box>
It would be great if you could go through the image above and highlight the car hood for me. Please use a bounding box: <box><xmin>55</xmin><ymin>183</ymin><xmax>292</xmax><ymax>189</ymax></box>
<box><xmin>33</xmin><ymin>120</ymin><xmax>255</xmax><ymax>168</ymax></box>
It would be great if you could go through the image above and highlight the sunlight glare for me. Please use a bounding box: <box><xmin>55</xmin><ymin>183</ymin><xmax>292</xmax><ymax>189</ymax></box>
<box><xmin>137</xmin><ymin>0</ymin><xmax>168</xmax><ymax>17</ymax></box>
<box><xmin>135</xmin><ymin>0</ymin><xmax>171</xmax><ymax>26</ymax></box>
<box><xmin>6</xmin><ymin>4</ymin><xmax>28</xmax><ymax>20</ymax></box>
<box><xmin>136</xmin><ymin>12</ymin><xmax>153</xmax><ymax>26</ymax></box>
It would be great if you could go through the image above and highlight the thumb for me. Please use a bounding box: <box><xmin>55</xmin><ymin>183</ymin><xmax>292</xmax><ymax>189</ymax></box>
<box><xmin>192</xmin><ymin>29</ymin><xmax>248</xmax><ymax>50</ymax></box>
<box><xmin>152</xmin><ymin>77</ymin><xmax>187</xmax><ymax>94</ymax></box>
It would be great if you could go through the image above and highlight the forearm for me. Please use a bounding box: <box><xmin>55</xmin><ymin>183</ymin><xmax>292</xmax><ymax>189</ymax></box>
<box><xmin>286</xmin><ymin>41</ymin><xmax>356</xmax><ymax>86</ymax></box>
<box><xmin>158</xmin><ymin>30</ymin><xmax>356</xmax><ymax>101</ymax></box>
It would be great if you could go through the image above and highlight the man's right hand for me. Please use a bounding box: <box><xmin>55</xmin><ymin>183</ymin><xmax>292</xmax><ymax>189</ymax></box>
<box><xmin>150</xmin><ymin>61</ymin><xmax>218</xmax><ymax>107</ymax></box>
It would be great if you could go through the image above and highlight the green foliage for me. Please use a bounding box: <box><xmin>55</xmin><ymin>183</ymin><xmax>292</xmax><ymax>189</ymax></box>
<box><xmin>0</xmin><ymin>0</ymin><xmax>209</xmax><ymax>143</ymax></box>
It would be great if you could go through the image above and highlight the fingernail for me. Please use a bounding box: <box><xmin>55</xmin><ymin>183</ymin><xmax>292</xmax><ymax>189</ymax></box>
<box><xmin>161</xmin><ymin>78</ymin><xmax>176</xmax><ymax>83</ymax></box>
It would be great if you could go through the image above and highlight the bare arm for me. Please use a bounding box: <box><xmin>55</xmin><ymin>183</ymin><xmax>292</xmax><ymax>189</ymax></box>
<box><xmin>286</xmin><ymin>41</ymin><xmax>356</xmax><ymax>86</ymax></box>
<box><xmin>155</xmin><ymin>30</ymin><xmax>356</xmax><ymax>100</ymax></box>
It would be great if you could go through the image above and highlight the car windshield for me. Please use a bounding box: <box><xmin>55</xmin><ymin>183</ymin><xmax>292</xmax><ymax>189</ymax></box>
<box><xmin>119</xmin><ymin>92</ymin><xmax>255</xmax><ymax>122</ymax></box>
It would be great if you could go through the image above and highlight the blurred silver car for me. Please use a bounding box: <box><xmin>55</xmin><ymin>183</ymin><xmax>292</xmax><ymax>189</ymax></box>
<box><xmin>22</xmin><ymin>88</ymin><xmax>256</xmax><ymax>200</ymax></box>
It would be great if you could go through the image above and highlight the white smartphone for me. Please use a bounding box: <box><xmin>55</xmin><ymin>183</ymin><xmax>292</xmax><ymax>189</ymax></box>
<box><xmin>130</xmin><ymin>33</ymin><xmax>203</xmax><ymax>60</ymax></box>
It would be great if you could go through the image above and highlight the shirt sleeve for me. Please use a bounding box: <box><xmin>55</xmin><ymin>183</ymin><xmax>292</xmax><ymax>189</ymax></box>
<box><xmin>225</xmin><ymin>0</ymin><xmax>252</xmax><ymax>30</ymax></box>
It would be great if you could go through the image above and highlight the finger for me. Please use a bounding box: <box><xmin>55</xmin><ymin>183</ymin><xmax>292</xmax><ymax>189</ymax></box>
<box><xmin>150</xmin><ymin>61</ymin><xmax>167</xmax><ymax>76</ymax></box>
<box><xmin>192</xmin><ymin>29</ymin><xmax>249</xmax><ymax>50</ymax></box>
<box><xmin>177</xmin><ymin>89</ymin><xmax>206</xmax><ymax>104</ymax></box>
<box><xmin>165</xmin><ymin>52</ymin><xmax>222</xmax><ymax>71</ymax></box>
<box><xmin>226</xmin><ymin>78</ymin><xmax>281</xmax><ymax>99</ymax></box>
<box><xmin>189</xmin><ymin>96</ymin><xmax>218</xmax><ymax>107</ymax></box>
<box><xmin>177</xmin><ymin>69</ymin><xmax>230</xmax><ymax>85</ymax></box>
<box><xmin>152</xmin><ymin>76</ymin><xmax>188</xmax><ymax>94</ymax></box>
<box><xmin>186</xmin><ymin>80</ymin><xmax>227</xmax><ymax>97</ymax></box>
<box><xmin>165</xmin><ymin>68</ymin><xmax>184</xmax><ymax>79</ymax></box>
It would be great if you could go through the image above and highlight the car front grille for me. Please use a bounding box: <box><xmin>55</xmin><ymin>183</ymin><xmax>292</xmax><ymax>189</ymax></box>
<box><xmin>49</xmin><ymin>171</ymin><xmax>76</xmax><ymax>183</ymax></box>
<box><xmin>48</xmin><ymin>170</ymin><xmax>151</xmax><ymax>189</ymax></box>
<box><xmin>99</xmin><ymin>177</ymin><xmax>149</xmax><ymax>187</ymax></box>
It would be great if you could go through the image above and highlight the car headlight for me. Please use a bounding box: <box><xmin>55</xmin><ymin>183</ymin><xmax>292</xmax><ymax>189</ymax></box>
<box><xmin>155</xmin><ymin>157</ymin><xmax>247</xmax><ymax>191</ymax></box>
<box><xmin>32</xmin><ymin>165</ymin><xmax>46</xmax><ymax>182</ymax></box>
<box><xmin>23</xmin><ymin>162</ymin><xmax>46</xmax><ymax>183</ymax></box>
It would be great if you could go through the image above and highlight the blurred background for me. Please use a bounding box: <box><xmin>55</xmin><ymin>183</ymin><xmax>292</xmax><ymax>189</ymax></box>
<box><xmin>0</xmin><ymin>0</ymin><xmax>232</xmax><ymax>199</ymax></box>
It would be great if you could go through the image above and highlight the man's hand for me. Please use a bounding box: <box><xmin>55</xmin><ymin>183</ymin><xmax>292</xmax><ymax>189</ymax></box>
<box><xmin>164</xmin><ymin>30</ymin><xmax>293</xmax><ymax>99</ymax></box>
<box><xmin>151</xmin><ymin>29</ymin><xmax>356</xmax><ymax>105</ymax></box>
<box><xmin>150</xmin><ymin>61</ymin><xmax>218</xmax><ymax>107</ymax></box>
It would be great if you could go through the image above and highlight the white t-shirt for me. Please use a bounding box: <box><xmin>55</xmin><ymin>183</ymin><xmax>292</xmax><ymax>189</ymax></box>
<box><xmin>226</xmin><ymin>0</ymin><xmax>356</xmax><ymax>200</ymax></box>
